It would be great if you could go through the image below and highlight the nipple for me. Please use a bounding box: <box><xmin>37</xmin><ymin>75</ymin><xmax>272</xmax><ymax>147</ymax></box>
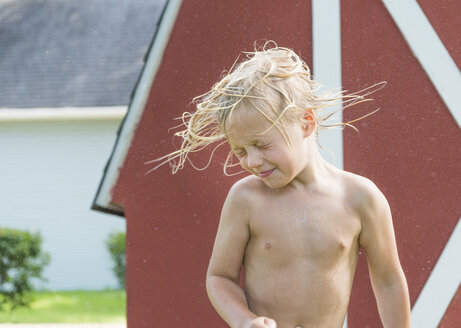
<box><xmin>340</xmin><ymin>241</ymin><xmax>347</xmax><ymax>249</ymax></box>
<box><xmin>264</xmin><ymin>242</ymin><xmax>272</xmax><ymax>249</ymax></box>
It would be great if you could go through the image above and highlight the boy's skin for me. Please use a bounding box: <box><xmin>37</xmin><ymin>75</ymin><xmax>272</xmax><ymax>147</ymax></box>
<box><xmin>206</xmin><ymin>107</ymin><xmax>411</xmax><ymax>328</ymax></box>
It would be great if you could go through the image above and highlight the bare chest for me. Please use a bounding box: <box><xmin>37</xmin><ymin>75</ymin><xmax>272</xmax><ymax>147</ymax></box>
<box><xmin>246</xmin><ymin>194</ymin><xmax>361</xmax><ymax>266</ymax></box>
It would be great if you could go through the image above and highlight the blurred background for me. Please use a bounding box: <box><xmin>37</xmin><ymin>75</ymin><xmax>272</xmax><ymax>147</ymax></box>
<box><xmin>0</xmin><ymin>0</ymin><xmax>167</xmax><ymax>324</ymax></box>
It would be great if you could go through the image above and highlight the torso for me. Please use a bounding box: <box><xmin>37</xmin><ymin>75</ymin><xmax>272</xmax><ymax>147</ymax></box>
<box><xmin>241</xmin><ymin>170</ymin><xmax>363</xmax><ymax>328</ymax></box>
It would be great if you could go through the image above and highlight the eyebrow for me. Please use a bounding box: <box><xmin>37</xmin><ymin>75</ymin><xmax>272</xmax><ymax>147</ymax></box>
<box><xmin>228</xmin><ymin>136</ymin><xmax>269</xmax><ymax>150</ymax></box>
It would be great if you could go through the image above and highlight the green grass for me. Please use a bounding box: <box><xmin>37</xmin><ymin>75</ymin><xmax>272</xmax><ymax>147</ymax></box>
<box><xmin>0</xmin><ymin>289</ymin><xmax>126</xmax><ymax>323</ymax></box>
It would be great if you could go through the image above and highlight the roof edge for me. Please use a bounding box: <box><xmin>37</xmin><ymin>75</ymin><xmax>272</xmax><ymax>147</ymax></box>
<box><xmin>0</xmin><ymin>106</ymin><xmax>127</xmax><ymax>122</ymax></box>
<box><xmin>91</xmin><ymin>201</ymin><xmax>125</xmax><ymax>218</ymax></box>
<box><xmin>92</xmin><ymin>0</ymin><xmax>183</xmax><ymax>216</ymax></box>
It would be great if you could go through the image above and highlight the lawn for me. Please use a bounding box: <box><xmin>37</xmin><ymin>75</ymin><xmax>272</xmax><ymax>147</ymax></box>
<box><xmin>0</xmin><ymin>289</ymin><xmax>126</xmax><ymax>323</ymax></box>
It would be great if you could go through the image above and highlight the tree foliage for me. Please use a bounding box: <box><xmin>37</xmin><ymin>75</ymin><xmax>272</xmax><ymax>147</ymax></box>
<box><xmin>106</xmin><ymin>231</ymin><xmax>125</xmax><ymax>289</ymax></box>
<box><xmin>0</xmin><ymin>228</ymin><xmax>50</xmax><ymax>311</ymax></box>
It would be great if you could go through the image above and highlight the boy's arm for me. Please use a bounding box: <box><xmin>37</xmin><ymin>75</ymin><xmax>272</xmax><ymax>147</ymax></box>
<box><xmin>357</xmin><ymin>180</ymin><xmax>411</xmax><ymax>328</ymax></box>
<box><xmin>206</xmin><ymin>182</ymin><xmax>273</xmax><ymax>328</ymax></box>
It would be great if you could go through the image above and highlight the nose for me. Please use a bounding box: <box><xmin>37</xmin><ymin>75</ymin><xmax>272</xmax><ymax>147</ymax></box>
<box><xmin>243</xmin><ymin>149</ymin><xmax>263</xmax><ymax>169</ymax></box>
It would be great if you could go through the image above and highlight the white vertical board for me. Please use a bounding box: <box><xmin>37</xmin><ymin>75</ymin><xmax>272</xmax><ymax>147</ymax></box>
<box><xmin>312</xmin><ymin>1</ymin><xmax>346</xmax><ymax>327</ymax></box>
<box><xmin>312</xmin><ymin>0</ymin><xmax>343</xmax><ymax>170</ymax></box>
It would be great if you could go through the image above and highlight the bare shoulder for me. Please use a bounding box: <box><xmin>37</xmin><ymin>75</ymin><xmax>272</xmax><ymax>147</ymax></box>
<box><xmin>226</xmin><ymin>175</ymin><xmax>267</xmax><ymax>204</ymax></box>
<box><xmin>218</xmin><ymin>176</ymin><xmax>260</xmax><ymax>223</ymax></box>
<box><xmin>340</xmin><ymin>171</ymin><xmax>389</xmax><ymax>214</ymax></box>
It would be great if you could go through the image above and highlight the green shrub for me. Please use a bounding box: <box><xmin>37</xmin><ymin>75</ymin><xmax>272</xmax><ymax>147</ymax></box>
<box><xmin>106</xmin><ymin>231</ymin><xmax>125</xmax><ymax>289</ymax></box>
<box><xmin>0</xmin><ymin>228</ymin><xmax>50</xmax><ymax>311</ymax></box>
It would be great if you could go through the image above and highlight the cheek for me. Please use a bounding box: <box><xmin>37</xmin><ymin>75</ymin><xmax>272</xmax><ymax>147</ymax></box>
<box><xmin>283</xmin><ymin>150</ymin><xmax>301</xmax><ymax>172</ymax></box>
<box><xmin>270</xmin><ymin>149</ymin><xmax>294</xmax><ymax>168</ymax></box>
<box><xmin>239</xmin><ymin>158</ymin><xmax>249</xmax><ymax>170</ymax></box>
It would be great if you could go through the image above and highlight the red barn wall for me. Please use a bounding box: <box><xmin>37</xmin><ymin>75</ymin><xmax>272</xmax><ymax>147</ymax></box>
<box><xmin>342</xmin><ymin>0</ymin><xmax>461</xmax><ymax>327</ymax></box>
<box><xmin>107</xmin><ymin>0</ymin><xmax>460</xmax><ymax>326</ymax></box>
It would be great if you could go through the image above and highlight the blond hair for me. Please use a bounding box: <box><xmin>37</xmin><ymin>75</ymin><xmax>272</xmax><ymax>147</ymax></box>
<box><xmin>146</xmin><ymin>40</ymin><xmax>383</xmax><ymax>175</ymax></box>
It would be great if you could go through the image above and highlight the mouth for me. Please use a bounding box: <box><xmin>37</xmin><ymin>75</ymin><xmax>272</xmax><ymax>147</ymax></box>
<box><xmin>258</xmin><ymin>168</ymin><xmax>275</xmax><ymax>178</ymax></box>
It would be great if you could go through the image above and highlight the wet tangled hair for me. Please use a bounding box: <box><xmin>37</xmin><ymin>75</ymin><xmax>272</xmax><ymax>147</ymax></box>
<box><xmin>145</xmin><ymin>40</ymin><xmax>384</xmax><ymax>175</ymax></box>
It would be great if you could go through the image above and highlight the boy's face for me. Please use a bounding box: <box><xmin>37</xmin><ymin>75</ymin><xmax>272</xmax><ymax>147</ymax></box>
<box><xmin>226</xmin><ymin>107</ymin><xmax>311</xmax><ymax>189</ymax></box>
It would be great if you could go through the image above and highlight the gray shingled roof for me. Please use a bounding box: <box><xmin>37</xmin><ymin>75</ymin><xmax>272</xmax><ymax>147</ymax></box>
<box><xmin>0</xmin><ymin>0</ymin><xmax>166</xmax><ymax>108</ymax></box>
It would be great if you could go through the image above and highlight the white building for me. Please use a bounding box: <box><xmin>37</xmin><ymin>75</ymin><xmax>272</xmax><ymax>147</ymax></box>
<box><xmin>0</xmin><ymin>0</ymin><xmax>167</xmax><ymax>290</ymax></box>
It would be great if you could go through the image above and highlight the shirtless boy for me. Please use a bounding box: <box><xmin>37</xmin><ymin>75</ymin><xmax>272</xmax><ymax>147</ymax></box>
<box><xmin>153</xmin><ymin>42</ymin><xmax>411</xmax><ymax>328</ymax></box>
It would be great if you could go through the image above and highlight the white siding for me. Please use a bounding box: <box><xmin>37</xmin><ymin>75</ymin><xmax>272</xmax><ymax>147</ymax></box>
<box><xmin>0</xmin><ymin>117</ymin><xmax>125</xmax><ymax>290</ymax></box>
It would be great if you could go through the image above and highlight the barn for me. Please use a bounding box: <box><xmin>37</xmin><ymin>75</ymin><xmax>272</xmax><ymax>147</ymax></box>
<box><xmin>92</xmin><ymin>1</ymin><xmax>460</xmax><ymax>327</ymax></box>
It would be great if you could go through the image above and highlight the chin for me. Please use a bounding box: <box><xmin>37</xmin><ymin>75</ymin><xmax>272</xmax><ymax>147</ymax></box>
<box><xmin>262</xmin><ymin>177</ymin><xmax>289</xmax><ymax>190</ymax></box>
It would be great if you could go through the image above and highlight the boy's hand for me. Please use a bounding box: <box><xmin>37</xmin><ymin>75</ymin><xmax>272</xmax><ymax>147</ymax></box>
<box><xmin>245</xmin><ymin>316</ymin><xmax>277</xmax><ymax>328</ymax></box>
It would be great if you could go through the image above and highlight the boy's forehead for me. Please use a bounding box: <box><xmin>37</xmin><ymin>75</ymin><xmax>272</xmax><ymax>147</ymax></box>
<box><xmin>226</xmin><ymin>111</ymin><xmax>274</xmax><ymax>146</ymax></box>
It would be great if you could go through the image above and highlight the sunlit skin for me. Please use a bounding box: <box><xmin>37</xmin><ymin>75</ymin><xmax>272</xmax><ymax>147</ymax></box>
<box><xmin>205</xmin><ymin>106</ymin><xmax>411</xmax><ymax>328</ymax></box>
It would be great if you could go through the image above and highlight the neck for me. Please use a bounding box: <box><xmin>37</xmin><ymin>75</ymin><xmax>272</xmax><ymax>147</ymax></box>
<box><xmin>289</xmin><ymin>140</ymin><xmax>337</xmax><ymax>190</ymax></box>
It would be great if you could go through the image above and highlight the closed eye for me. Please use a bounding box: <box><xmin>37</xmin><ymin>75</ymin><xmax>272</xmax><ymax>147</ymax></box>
<box><xmin>233</xmin><ymin>149</ymin><xmax>246</xmax><ymax>157</ymax></box>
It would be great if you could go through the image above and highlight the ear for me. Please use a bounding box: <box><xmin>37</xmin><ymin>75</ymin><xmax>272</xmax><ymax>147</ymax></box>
<box><xmin>303</xmin><ymin>110</ymin><xmax>316</xmax><ymax>138</ymax></box>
